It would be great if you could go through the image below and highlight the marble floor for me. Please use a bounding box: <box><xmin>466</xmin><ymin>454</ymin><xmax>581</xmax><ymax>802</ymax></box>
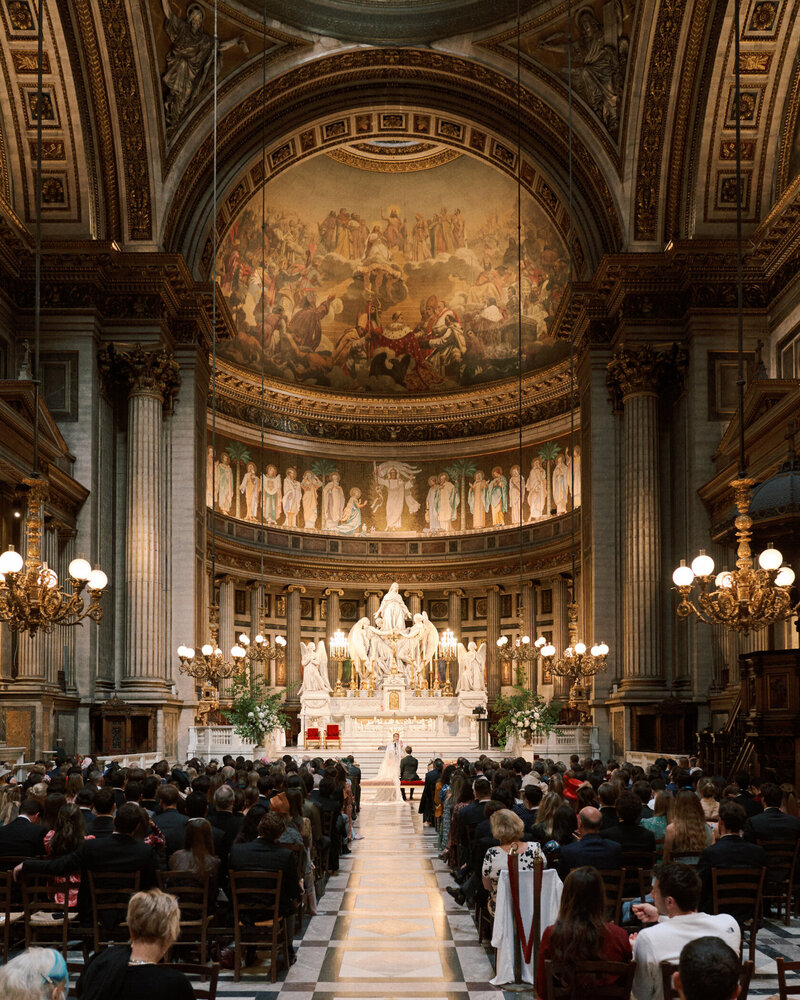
<box><xmin>60</xmin><ymin>796</ymin><xmax>800</xmax><ymax>999</ymax></box>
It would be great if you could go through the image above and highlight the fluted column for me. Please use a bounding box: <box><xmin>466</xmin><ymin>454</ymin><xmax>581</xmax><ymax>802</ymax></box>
<box><xmin>43</xmin><ymin>525</ymin><xmax>61</xmax><ymax>687</ymax></box>
<box><xmin>404</xmin><ymin>589</ymin><xmax>423</xmax><ymax>617</ymax></box>
<box><xmin>486</xmin><ymin>585</ymin><xmax>501</xmax><ymax>701</ymax></box>
<box><xmin>285</xmin><ymin>585</ymin><xmax>305</xmax><ymax>698</ymax></box>
<box><xmin>218</xmin><ymin>577</ymin><xmax>235</xmax><ymax>699</ymax></box>
<box><xmin>445</xmin><ymin>588</ymin><xmax>464</xmax><ymax>690</ymax></box>
<box><xmin>58</xmin><ymin>528</ymin><xmax>77</xmax><ymax>692</ymax></box>
<box><xmin>523</xmin><ymin>581</ymin><xmax>536</xmax><ymax>693</ymax></box>
<box><xmin>607</xmin><ymin>346</ymin><xmax>684</xmax><ymax>689</ymax></box>
<box><xmin>552</xmin><ymin>575</ymin><xmax>571</xmax><ymax>701</ymax></box>
<box><xmin>100</xmin><ymin>345</ymin><xmax>180</xmax><ymax>690</ymax></box>
<box><xmin>365</xmin><ymin>590</ymin><xmax>382</xmax><ymax>625</ymax></box>
<box><xmin>324</xmin><ymin>588</ymin><xmax>343</xmax><ymax>688</ymax></box>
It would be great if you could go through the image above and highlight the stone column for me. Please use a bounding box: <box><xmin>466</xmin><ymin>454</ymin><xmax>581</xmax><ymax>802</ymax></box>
<box><xmin>552</xmin><ymin>575</ymin><xmax>571</xmax><ymax>702</ymax></box>
<box><xmin>404</xmin><ymin>589</ymin><xmax>424</xmax><ymax>617</ymax></box>
<box><xmin>444</xmin><ymin>588</ymin><xmax>464</xmax><ymax>690</ymax></box>
<box><xmin>43</xmin><ymin>524</ymin><xmax>61</xmax><ymax>688</ymax></box>
<box><xmin>523</xmin><ymin>581</ymin><xmax>536</xmax><ymax>693</ymax></box>
<box><xmin>486</xmin><ymin>585</ymin><xmax>501</xmax><ymax>701</ymax></box>
<box><xmin>217</xmin><ymin>576</ymin><xmax>235</xmax><ymax>700</ymax></box>
<box><xmin>100</xmin><ymin>345</ymin><xmax>180</xmax><ymax>692</ymax></box>
<box><xmin>607</xmin><ymin>346</ymin><xmax>684</xmax><ymax>690</ymax></box>
<box><xmin>364</xmin><ymin>590</ymin><xmax>382</xmax><ymax>625</ymax></box>
<box><xmin>285</xmin><ymin>585</ymin><xmax>305</xmax><ymax>698</ymax></box>
<box><xmin>324</xmin><ymin>588</ymin><xmax>343</xmax><ymax>688</ymax></box>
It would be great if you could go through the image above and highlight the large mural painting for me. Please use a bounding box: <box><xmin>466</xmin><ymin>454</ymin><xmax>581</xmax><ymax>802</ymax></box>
<box><xmin>208</xmin><ymin>435</ymin><xmax>580</xmax><ymax>537</ymax></box>
<box><xmin>216</xmin><ymin>153</ymin><xmax>571</xmax><ymax>394</ymax></box>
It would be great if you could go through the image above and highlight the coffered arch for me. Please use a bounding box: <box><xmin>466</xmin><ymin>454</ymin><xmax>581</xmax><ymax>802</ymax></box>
<box><xmin>162</xmin><ymin>49</ymin><xmax>624</xmax><ymax>276</ymax></box>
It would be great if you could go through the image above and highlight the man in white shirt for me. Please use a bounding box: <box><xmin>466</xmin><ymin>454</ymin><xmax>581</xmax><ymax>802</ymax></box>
<box><xmin>631</xmin><ymin>862</ymin><xmax>740</xmax><ymax>1000</ymax></box>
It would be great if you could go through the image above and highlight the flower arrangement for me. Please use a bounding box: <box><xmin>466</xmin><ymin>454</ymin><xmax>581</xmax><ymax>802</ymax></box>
<box><xmin>225</xmin><ymin>673</ymin><xmax>288</xmax><ymax>744</ymax></box>
<box><xmin>492</xmin><ymin>688</ymin><xmax>561</xmax><ymax>747</ymax></box>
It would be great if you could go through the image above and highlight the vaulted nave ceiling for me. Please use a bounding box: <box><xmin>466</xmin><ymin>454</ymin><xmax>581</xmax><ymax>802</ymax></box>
<box><xmin>0</xmin><ymin>1</ymin><xmax>799</xmax><ymax>271</ymax></box>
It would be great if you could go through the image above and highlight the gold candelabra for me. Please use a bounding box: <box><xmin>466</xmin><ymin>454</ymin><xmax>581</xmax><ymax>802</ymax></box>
<box><xmin>673</xmin><ymin>478</ymin><xmax>798</xmax><ymax>635</ymax></box>
<box><xmin>0</xmin><ymin>478</ymin><xmax>108</xmax><ymax>638</ymax></box>
<box><xmin>177</xmin><ymin>604</ymin><xmax>241</xmax><ymax>724</ymax></box>
<box><xmin>437</xmin><ymin>628</ymin><xmax>457</xmax><ymax>696</ymax></box>
<box><xmin>496</xmin><ymin>608</ymin><xmax>539</xmax><ymax>665</ymax></box>
<box><xmin>329</xmin><ymin>629</ymin><xmax>348</xmax><ymax>696</ymax></box>
<box><xmin>539</xmin><ymin>601</ymin><xmax>609</xmax><ymax>716</ymax></box>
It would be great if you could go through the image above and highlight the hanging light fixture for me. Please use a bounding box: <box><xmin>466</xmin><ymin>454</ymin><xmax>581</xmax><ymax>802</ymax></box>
<box><xmin>537</xmin><ymin>0</ymin><xmax>608</xmax><ymax>706</ymax></box>
<box><xmin>328</xmin><ymin>629</ymin><xmax>348</xmax><ymax>696</ymax></box>
<box><xmin>0</xmin><ymin>1</ymin><xmax>107</xmax><ymax>637</ymax></box>
<box><xmin>437</xmin><ymin>627</ymin><xmax>457</xmax><ymax>696</ymax></box>
<box><xmin>672</xmin><ymin>0</ymin><xmax>798</xmax><ymax>636</ymax></box>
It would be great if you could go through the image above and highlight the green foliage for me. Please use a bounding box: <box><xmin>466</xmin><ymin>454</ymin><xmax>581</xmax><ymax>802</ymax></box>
<box><xmin>445</xmin><ymin>459</ymin><xmax>477</xmax><ymax>481</ymax></box>
<box><xmin>491</xmin><ymin>687</ymin><xmax>561</xmax><ymax>747</ymax></box>
<box><xmin>312</xmin><ymin>459</ymin><xmax>338</xmax><ymax>480</ymax></box>
<box><xmin>224</xmin><ymin>672</ymin><xmax>288</xmax><ymax>744</ymax></box>
<box><xmin>537</xmin><ymin>440</ymin><xmax>561</xmax><ymax>464</ymax></box>
<box><xmin>225</xmin><ymin>442</ymin><xmax>251</xmax><ymax>466</ymax></box>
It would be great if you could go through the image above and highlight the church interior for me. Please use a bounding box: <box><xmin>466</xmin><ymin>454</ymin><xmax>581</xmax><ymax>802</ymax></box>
<box><xmin>3</xmin><ymin>0</ymin><xmax>800</xmax><ymax>997</ymax></box>
<box><xmin>0</xmin><ymin>0</ymin><xmax>798</xmax><ymax>779</ymax></box>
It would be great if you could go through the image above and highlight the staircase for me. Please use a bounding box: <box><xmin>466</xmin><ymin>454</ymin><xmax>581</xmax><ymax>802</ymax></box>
<box><xmin>304</xmin><ymin>734</ymin><xmax>482</xmax><ymax>778</ymax></box>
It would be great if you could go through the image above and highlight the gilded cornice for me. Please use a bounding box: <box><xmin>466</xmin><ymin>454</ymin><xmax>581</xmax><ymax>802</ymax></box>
<box><xmin>210</xmin><ymin>357</ymin><xmax>576</xmax><ymax>443</ymax></box>
<box><xmin>97</xmin><ymin>0</ymin><xmax>151</xmax><ymax>240</ymax></box>
<box><xmin>164</xmin><ymin>48</ymin><xmax>622</xmax><ymax>260</ymax></box>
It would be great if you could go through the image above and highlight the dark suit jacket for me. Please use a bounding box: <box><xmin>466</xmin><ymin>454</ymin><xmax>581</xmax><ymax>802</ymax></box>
<box><xmin>22</xmin><ymin>832</ymin><xmax>158</xmax><ymax>923</ymax></box>
<box><xmin>734</xmin><ymin>792</ymin><xmax>763</xmax><ymax>818</ymax></box>
<box><xmin>228</xmin><ymin>839</ymin><xmax>300</xmax><ymax>917</ymax></box>
<box><xmin>155</xmin><ymin>809</ymin><xmax>190</xmax><ymax>858</ymax></box>
<box><xmin>79</xmin><ymin>808</ymin><xmax>96</xmax><ymax>835</ymax></box>
<box><xmin>559</xmin><ymin>834</ymin><xmax>623</xmax><ymax>873</ymax></box>
<box><xmin>603</xmin><ymin>822</ymin><xmax>656</xmax><ymax>856</ymax></box>
<box><xmin>400</xmin><ymin>755</ymin><xmax>419</xmax><ymax>781</ymax></box>
<box><xmin>697</xmin><ymin>835</ymin><xmax>767</xmax><ymax>915</ymax></box>
<box><xmin>418</xmin><ymin>767</ymin><xmax>441</xmax><ymax>822</ymax></box>
<box><xmin>90</xmin><ymin>815</ymin><xmax>115</xmax><ymax>839</ymax></box>
<box><xmin>0</xmin><ymin>816</ymin><xmax>46</xmax><ymax>857</ymax></box>
<box><xmin>744</xmin><ymin>807</ymin><xmax>800</xmax><ymax>844</ymax></box>
<box><xmin>209</xmin><ymin>810</ymin><xmax>243</xmax><ymax>862</ymax></box>
<box><xmin>599</xmin><ymin>806</ymin><xmax>618</xmax><ymax>830</ymax></box>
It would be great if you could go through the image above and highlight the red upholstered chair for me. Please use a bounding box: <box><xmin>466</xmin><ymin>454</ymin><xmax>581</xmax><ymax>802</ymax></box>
<box><xmin>325</xmin><ymin>724</ymin><xmax>341</xmax><ymax>749</ymax></box>
<box><xmin>306</xmin><ymin>727</ymin><xmax>321</xmax><ymax>749</ymax></box>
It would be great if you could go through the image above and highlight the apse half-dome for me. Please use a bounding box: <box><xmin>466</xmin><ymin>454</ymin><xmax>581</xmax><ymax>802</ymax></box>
<box><xmin>215</xmin><ymin>147</ymin><xmax>570</xmax><ymax>397</ymax></box>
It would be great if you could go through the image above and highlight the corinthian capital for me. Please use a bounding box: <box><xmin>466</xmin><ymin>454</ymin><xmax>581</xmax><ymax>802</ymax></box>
<box><xmin>606</xmin><ymin>343</ymin><xmax>687</xmax><ymax>409</ymax></box>
<box><xmin>98</xmin><ymin>343</ymin><xmax>181</xmax><ymax>407</ymax></box>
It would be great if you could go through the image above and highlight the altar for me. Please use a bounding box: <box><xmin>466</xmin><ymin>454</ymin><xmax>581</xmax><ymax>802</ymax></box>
<box><xmin>298</xmin><ymin>582</ymin><xmax>488</xmax><ymax>749</ymax></box>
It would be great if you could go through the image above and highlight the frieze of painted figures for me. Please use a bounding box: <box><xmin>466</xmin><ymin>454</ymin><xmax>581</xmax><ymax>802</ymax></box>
<box><xmin>206</xmin><ymin>439</ymin><xmax>580</xmax><ymax>536</ymax></box>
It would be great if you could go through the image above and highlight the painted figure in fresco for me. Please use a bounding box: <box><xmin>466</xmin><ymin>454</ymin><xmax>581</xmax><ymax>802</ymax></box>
<box><xmin>300</xmin><ymin>469</ymin><xmax>323</xmax><ymax>530</ymax></box>
<box><xmin>429</xmin><ymin>208</ymin><xmax>455</xmax><ymax>256</ymax></box>
<box><xmin>485</xmin><ymin>466</ymin><xmax>509</xmax><ymax>526</ymax></box>
<box><xmin>282</xmin><ymin>467</ymin><xmax>302</xmax><ymax>527</ymax></box>
<box><xmin>426</xmin><ymin>315</ymin><xmax>467</xmax><ymax>375</ymax></box>
<box><xmin>160</xmin><ymin>0</ymin><xmax>248</xmax><ymax>131</ymax></box>
<box><xmin>322</xmin><ymin>472</ymin><xmax>345</xmax><ymax>531</ymax></box>
<box><xmin>217</xmin><ymin>452</ymin><xmax>234</xmax><ymax>515</ymax></box>
<box><xmin>411</xmin><ymin>213</ymin><xmax>431</xmax><ymax>262</ymax></box>
<box><xmin>206</xmin><ymin>445</ymin><xmax>216</xmax><ymax>507</ymax></box>
<box><xmin>526</xmin><ymin>457</ymin><xmax>547</xmax><ymax>521</ymax></box>
<box><xmin>435</xmin><ymin>472</ymin><xmax>458</xmax><ymax>533</ymax></box>
<box><xmin>239</xmin><ymin>461</ymin><xmax>260</xmax><ymax>521</ymax></box>
<box><xmin>425</xmin><ymin>476</ymin><xmax>440</xmax><ymax>533</ymax></box>
<box><xmin>552</xmin><ymin>453</ymin><xmax>570</xmax><ymax>515</ymax></box>
<box><xmin>508</xmin><ymin>465</ymin><xmax>523</xmax><ymax>525</ymax></box>
<box><xmin>377</xmin><ymin>465</ymin><xmax>420</xmax><ymax>532</ymax></box>
<box><xmin>338</xmin><ymin>487</ymin><xmax>367</xmax><ymax>535</ymax></box>
<box><xmin>375</xmin><ymin>582</ymin><xmax>412</xmax><ymax>633</ymax></box>
<box><xmin>571</xmin><ymin>445</ymin><xmax>582</xmax><ymax>507</ymax></box>
<box><xmin>261</xmin><ymin>465</ymin><xmax>282</xmax><ymax>524</ymax></box>
<box><xmin>468</xmin><ymin>470</ymin><xmax>488</xmax><ymax>529</ymax></box>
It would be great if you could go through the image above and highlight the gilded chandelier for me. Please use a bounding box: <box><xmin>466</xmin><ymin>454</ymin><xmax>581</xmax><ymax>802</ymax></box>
<box><xmin>672</xmin><ymin>478</ymin><xmax>797</xmax><ymax>635</ymax></box>
<box><xmin>0</xmin><ymin>479</ymin><xmax>108</xmax><ymax>638</ymax></box>
<box><xmin>496</xmin><ymin>609</ymin><xmax>539</xmax><ymax>664</ymax></box>
<box><xmin>540</xmin><ymin>602</ymin><xmax>609</xmax><ymax>681</ymax></box>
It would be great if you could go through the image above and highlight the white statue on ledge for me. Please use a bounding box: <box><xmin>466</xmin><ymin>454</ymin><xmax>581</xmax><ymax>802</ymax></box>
<box><xmin>456</xmin><ymin>640</ymin><xmax>487</xmax><ymax>693</ymax></box>
<box><xmin>375</xmin><ymin>582</ymin><xmax>411</xmax><ymax>632</ymax></box>
<box><xmin>299</xmin><ymin>640</ymin><xmax>331</xmax><ymax>695</ymax></box>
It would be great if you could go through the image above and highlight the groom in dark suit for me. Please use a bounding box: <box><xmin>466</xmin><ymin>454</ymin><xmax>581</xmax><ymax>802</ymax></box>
<box><xmin>400</xmin><ymin>746</ymin><xmax>419</xmax><ymax>800</ymax></box>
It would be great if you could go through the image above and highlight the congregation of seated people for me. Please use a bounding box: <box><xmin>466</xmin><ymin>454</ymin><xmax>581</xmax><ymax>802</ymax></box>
<box><xmin>429</xmin><ymin>751</ymin><xmax>800</xmax><ymax>999</ymax></box>
<box><xmin>0</xmin><ymin>751</ymin><xmax>362</xmax><ymax>980</ymax></box>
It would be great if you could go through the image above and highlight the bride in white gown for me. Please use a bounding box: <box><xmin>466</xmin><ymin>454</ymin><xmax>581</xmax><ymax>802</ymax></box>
<box><xmin>366</xmin><ymin>732</ymin><xmax>403</xmax><ymax>804</ymax></box>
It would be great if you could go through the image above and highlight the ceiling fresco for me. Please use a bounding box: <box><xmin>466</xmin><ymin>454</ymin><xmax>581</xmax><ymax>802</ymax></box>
<box><xmin>215</xmin><ymin>151</ymin><xmax>570</xmax><ymax>396</ymax></box>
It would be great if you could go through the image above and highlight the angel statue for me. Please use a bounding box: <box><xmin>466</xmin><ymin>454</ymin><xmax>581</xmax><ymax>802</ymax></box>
<box><xmin>347</xmin><ymin>617</ymin><xmax>373</xmax><ymax>678</ymax></box>
<box><xmin>419</xmin><ymin>611</ymin><xmax>439</xmax><ymax>669</ymax></box>
<box><xmin>456</xmin><ymin>640</ymin><xmax>487</xmax><ymax>693</ymax></box>
<box><xmin>298</xmin><ymin>640</ymin><xmax>331</xmax><ymax>695</ymax></box>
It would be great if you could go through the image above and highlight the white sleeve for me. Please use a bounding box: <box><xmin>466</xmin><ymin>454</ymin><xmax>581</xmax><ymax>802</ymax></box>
<box><xmin>631</xmin><ymin>933</ymin><xmax>659</xmax><ymax>1000</ymax></box>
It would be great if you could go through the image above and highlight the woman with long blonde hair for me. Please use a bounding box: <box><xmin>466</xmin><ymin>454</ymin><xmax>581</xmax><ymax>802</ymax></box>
<box><xmin>531</xmin><ymin>792</ymin><xmax>562</xmax><ymax>843</ymax></box>
<box><xmin>663</xmin><ymin>789</ymin><xmax>712</xmax><ymax>861</ymax></box>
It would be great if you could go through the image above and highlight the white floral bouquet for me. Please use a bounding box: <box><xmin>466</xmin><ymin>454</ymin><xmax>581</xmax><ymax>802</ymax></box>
<box><xmin>226</xmin><ymin>674</ymin><xmax>288</xmax><ymax>743</ymax></box>
<box><xmin>510</xmin><ymin>707</ymin><xmax>544</xmax><ymax>733</ymax></box>
<box><xmin>492</xmin><ymin>689</ymin><xmax>561</xmax><ymax>747</ymax></box>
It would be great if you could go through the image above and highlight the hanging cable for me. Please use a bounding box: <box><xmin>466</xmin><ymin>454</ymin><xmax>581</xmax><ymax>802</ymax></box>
<box><xmin>733</xmin><ymin>0</ymin><xmax>745</xmax><ymax>478</ymax></box>
<box><xmin>33</xmin><ymin>0</ymin><xmax>44</xmax><ymax>476</ymax></box>
<box><xmin>210</xmin><ymin>0</ymin><xmax>219</xmax><ymax>594</ymax></box>
<box><xmin>258</xmin><ymin>0</ymin><xmax>267</xmax><ymax>640</ymax></box>
<box><xmin>567</xmin><ymin>0</ymin><xmax>576</xmax><ymax>593</ymax></box>
<box><xmin>516</xmin><ymin>0</ymin><xmax>524</xmax><ymax>625</ymax></box>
